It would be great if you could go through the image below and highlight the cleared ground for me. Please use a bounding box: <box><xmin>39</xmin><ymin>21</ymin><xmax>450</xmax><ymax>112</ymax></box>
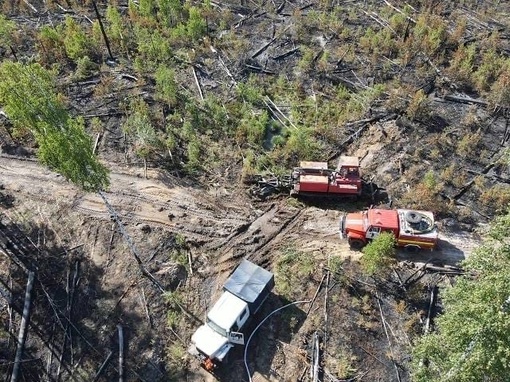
<box><xmin>0</xmin><ymin>154</ymin><xmax>479</xmax><ymax>381</ymax></box>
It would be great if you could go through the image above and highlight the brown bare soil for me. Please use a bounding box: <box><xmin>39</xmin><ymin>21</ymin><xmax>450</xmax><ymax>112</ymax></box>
<box><xmin>0</xmin><ymin>150</ymin><xmax>479</xmax><ymax>382</ymax></box>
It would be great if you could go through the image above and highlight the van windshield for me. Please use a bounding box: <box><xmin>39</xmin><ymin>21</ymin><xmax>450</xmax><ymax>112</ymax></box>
<box><xmin>207</xmin><ymin>317</ymin><xmax>227</xmax><ymax>337</ymax></box>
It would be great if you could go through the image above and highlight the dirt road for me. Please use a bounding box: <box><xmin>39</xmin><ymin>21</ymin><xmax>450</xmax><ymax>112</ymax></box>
<box><xmin>0</xmin><ymin>154</ymin><xmax>479</xmax><ymax>265</ymax></box>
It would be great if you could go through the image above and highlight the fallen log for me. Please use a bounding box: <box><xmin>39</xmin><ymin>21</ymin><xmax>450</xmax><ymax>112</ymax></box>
<box><xmin>140</xmin><ymin>288</ymin><xmax>152</xmax><ymax>328</ymax></box>
<box><xmin>323</xmin><ymin>266</ymin><xmax>330</xmax><ymax>351</ymax></box>
<box><xmin>327</xmin><ymin>113</ymin><xmax>397</xmax><ymax>162</ymax></box>
<box><xmin>453</xmin><ymin>163</ymin><xmax>495</xmax><ymax>200</ymax></box>
<box><xmin>271</xmin><ymin>47</ymin><xmax>299</xmax><ymax>61</ymax></box>
<box><xmin>439</xmin><ymin>94</ymin><xmax>488</xmax><ymax>107</ymax></box>
<box><xmin>21</xmin><ymin>0</ymin><xmax>38</xmax><ymax>13</ymax></box>
<box><xmin>192</xmin><ymin>65</ymin><xmax>204</xmax><ymax>101</ymax></box>
<box><xmin>306</xmin><ymin>274</ymin><xmax>326</xmax><ymax>316</ymax></box>
<box><xmin>93</xmin><ymin>351</ymin><xmax>113</xmax><ymax>382</ymax></box>
<box><xmin>98</xmin><ymin>191</ymin><xmax>165</xmax><ymax>293</ymax></box>
<box><xmin>244</xmin><ymin>64</ymin><xmax>275</xmax><ymax>75</ymax></box>
<box><xmin>455</xmin><ymin>199</ymin><xmax>491</xmax><ymax>219</ymax></box>
<box><xmin>466</xmin><ymin>169</ymin><xmax>510</xmax><ymax>184</ymax></box>
<box><xmin>93</xmin><ymin>132</ymin><xmax>102</xmax><ymax>155</ymax></box>
<box><xmin>56</xmin><ymin>260</ymin><xmax>80</xmax><ymax>379</ymax></box>
<box><xmin>424</xmin><ymin>286</ymin><xmax>437</xmax><ymax>334</ymax></box>
<box><xmin>383</xmin><ymin>0</ymin><xmax>416</xmax><ymax>23</ymax></box>
<box><xmin>263</xmin><ymin>96</ymin><xmax>297</xmax><ymax>130</ymax></box>
<box><xmin>424</xmin><ymin>264</ymin><xmax>464</xmax><ymax>274</ymax></box>
<box><xmin>0</xmin><ymin>280</ymin><xmax>73</xmax><ymax>376</ymax></box>
<box><xmin>310</xmin><ymin>332</ymin><xmax>321</xmax><ymax>382</ymax></box>
<box><xmin>402</xmin><ymin>259</ymin><xmax>433</xmax><ymax>287</ymax></box>
<box><xmin>252</xmin><ymin>37</ymin><xmax>277</xmax><ymax>59</ymax></box>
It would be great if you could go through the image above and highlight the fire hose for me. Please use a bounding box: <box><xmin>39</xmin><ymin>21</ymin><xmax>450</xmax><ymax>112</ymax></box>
<box><xmin>243</xmin><ymin>300</ymin><xmax>311</xmax><ymax>382</ymax></box>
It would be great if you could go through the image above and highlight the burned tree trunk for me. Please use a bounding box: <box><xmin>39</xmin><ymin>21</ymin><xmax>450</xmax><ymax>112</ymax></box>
<box><xmin>10</xmin><ymin>271</ymin><xmax>35</xmax><ymax>382</ymax></box>
<box><xmin>92</xmin><ymin>0</ymin><xmax>114</xmax><ymax>61</ymax></box>
<box><xmin>117</xmin><ymin>324</ymin><xmax>124</xmax><ymax>382</ymax></box>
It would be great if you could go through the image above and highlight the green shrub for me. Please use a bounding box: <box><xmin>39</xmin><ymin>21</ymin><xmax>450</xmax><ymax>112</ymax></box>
<box><xmin>185</xmin><ymin>135</ymin><xmax>201</xmax><ymax>173</ymax></box>
<box><xmin>139</xmin><ymin>0</ymin><xmax>156</xmax><ymax>17</ymax></box>
<box><xmin>74</xmin><ymin>55</ymin><xmax>98</xmax><ymax>80</ymax></box>
<box><xmin>479</xmin><ymin>185</ymin><xmax>510</xmax><ymax>214</ymax></box>
<box><xmin>185</xmin><ymin>6</ymin><xmax>207</xmax><ymax>41</ymax></box>
<box><xmin>411</xmin><ymin>212</ymin><xmax>510</xmax><ymax>381</ymax></box>
<box><xmin>63</xmin><ymin>16</ymin><xmax>95</xmax><ymax>61</ymax></box>
<box><xmin>296</xmin><ymin>46</ymin><xmax>315</xmax><ymax>72</ymax></box>
<box><xmin>487</xmin><ymin>59</ymin><xmax>510</xmax><ymax>108</ymax></box>
<box><xmin>122</xmin><ymin>99</ymin><xmax>162</xmax><ymax>159</ymax></box>
<box><xmin>0</xmin><ymin>62</ymin><xmax>109</xmax><ymax>191</ymax></box>
<box><xmin>102</xmin><ymin>5</ymin><xmax>131</xmax><ymax>52</ymax></box>
<box><xmin>236</xmin><ymin>110</ymin><xmax>269</xmax><ymax>146</ymax></box>
<box><xmin>38</xmin><ymin>25</ymin><xmax>66</xmax><ymax>63</ymax></box>
<box><xmin>360</xmin><ymin>231</ymin><xmax>396</xmax><ymax>276</ymax></box>
<box><xmin>335</xmin><ymin>348</ymin><xmax>358</xmax><ymax>379</ymax></box>
<box><xmin>400</xmin><ymin>168</ymin><xmax>449</xmax><ymax>213</ymax></box>
<box><xmin>406</xmin><ymin>89</ymin><xmax>430</xmax><ymax>120</ymax></box>
<box><xmin>134</xmin><ymin>26</ymin><xmax>172</xmax><ymax>72</ymax></box>
<box><xmin>155</xmin><ymin>64</ymin><xmax>178</xmax><ymax>106</ymax></box>
<box><xmin>456</xmin><ymin>131</ymin><xmax>481</xmax><ymax>157</ymax></box>
<box><xmin>157</xmin><ymin>0</ymin><xmax>183</xmax><ymax>26</ymax></box>
<box><xmin>411</xmin><ymin>14</ymin><xmax>448</xmax><ymax>56</ymax></box>
<box><xmin>0</xmin><ymin>14</ymin><xmax>15</xmax><ymax>48</ymax></box>
<box><xmin>236</xmin><ymin>80</ymin><xmax>263</xmax><ymax>105</ymax></box>
<box><xmin>344</xmin><ymin>85</ymin><xmax>385</xmax><ymax>121</ymax></box>
<box><xmin>279</xmin><ymin>126</ymin><xmax>322</xmax><ymax>162</ymax></box>
<box><xmin>423</xmin><ymin>170</ymin><xmax>438</xmax><ymax>191</ymax></box>
<box><xmin>276</xmin><ymin>246</ymin><xmax>316</xmax><ymax>299</ymax></box>
<box><xmin>473</xmin><ymin>49</ymin><xmax>504</xmax><ymax>91</ymax></box>
<box><xmin>359</xmin><ymin>26</ymin><xmax>395</xmax><ymax>59</ymax></box>
<box><xmin>448</xmin><ymin>44</ymin><xmax>477</xmax><ymax>84</ymax></box>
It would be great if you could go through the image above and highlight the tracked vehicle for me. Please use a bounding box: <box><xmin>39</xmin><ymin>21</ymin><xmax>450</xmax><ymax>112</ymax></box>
<box><xmin>253</xmin><ymin>156</ymin><xmax>378</xmax><ymax>200</ymax></box>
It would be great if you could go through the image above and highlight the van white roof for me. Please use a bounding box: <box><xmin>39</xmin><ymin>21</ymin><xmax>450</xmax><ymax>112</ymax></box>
<box><xmin>207</xmin><ymin>291</ymin><xmax>247</xmax><ymax>331</ymax></box>
<box><xmin>224</xmin><ymin>259</ymin><xmax>274</xmax><ymax>303</ymax></box>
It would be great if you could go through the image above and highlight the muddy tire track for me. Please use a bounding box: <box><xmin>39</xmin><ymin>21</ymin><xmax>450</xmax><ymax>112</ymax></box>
<box><xmin>212</xmin><ymin>203</ymin><xmax>304</xmax><ymax>275</ymax></box>
<box><xmin>0</xmin><ymin>156</ymin><xmax>255</xmax><ymax>248</ymax></box>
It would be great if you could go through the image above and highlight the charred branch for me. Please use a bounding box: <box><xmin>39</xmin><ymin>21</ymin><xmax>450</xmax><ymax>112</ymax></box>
<box><xmin>271</xmin><ymin>47</ymin><xmax>299</xmax><ymax>61</ymax></box>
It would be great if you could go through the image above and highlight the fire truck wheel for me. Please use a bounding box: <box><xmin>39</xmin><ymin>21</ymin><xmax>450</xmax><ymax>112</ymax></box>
<box><xmin>405</xmin><ymin>211</ymin><xmax>422</xmax><ymax>224</ymax></box>
<box><xmin>405</xmin><ymin>245</ymin><xmax>420</xmax><ymax>252</ymax></box>
<box><xmin>348</xmin><ymin>238</ymin><xmax>365</xmax><ymax>250</ymax></box>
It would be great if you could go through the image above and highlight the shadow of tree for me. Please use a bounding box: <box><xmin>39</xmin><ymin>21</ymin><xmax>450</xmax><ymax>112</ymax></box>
<box><xmin>0</xmin><ymin>214</ymin><xmax>178</xmax><ymax>382</ymax></box>
<box><xmin>396</xmin><ymin>238</ymin><xmax>466</xmax><ymax>266</ymax></box>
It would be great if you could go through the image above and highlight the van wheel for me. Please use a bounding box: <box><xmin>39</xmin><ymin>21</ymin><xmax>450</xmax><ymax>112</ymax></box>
<box><xmin>348</xmin><ymin>238</ymin><xmax>365</xmax><ymax>250</ymax></box>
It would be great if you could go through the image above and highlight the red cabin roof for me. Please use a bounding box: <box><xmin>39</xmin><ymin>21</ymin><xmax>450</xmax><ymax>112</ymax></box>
<box><xmin>367</xmin><ymin>209</ymin><xmax>398</xmax><ymax>230</ymax></box>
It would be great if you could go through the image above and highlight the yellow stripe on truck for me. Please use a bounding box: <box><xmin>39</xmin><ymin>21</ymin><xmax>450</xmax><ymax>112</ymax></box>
<box><xmin>397</xmin><ymin>239</ymin><xmax>434</xmax><ymax>247</ymax></box>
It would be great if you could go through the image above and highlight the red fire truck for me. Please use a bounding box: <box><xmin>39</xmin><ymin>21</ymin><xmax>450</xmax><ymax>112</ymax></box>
<box><xmin>340</xmin><ymin>208</ymin><xmax>439</xmax><ymax>251</ymax></box>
